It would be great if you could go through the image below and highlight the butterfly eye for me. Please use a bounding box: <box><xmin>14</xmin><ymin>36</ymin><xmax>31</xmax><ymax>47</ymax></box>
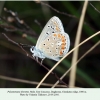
<box><xmin>31</xmin><ymin>47</ymin><xmax>34</xmax><ymax>51</ymax></box>
<box><xmin>32</xmin><ymin>48</ymin><xmax>34</xmax><ymax>51</ymax></box>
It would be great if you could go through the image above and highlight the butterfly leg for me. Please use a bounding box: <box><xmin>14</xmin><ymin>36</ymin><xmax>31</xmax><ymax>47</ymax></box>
<box><xmin>35</xmin><ymin>56</ymin><xmax>38</xmax><ymax>62</ymax></box>
<box><xmin>40</xmin><ymin>58</ymin><xmax>44</xmax><ymax>65</ymax></box>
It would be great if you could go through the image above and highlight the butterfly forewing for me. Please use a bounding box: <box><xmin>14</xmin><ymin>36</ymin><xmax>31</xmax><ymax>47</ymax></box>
<box><xmin>36</xmin><ymin>16</ymin><xmax>64</xmax><ymax>48</ymax></box>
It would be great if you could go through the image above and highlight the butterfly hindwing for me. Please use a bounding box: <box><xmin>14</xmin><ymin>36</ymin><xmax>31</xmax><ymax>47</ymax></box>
<box><xmin>38</xmin><ymin>32</ymin><xmax>70</xmax><ymax>61</ymax></box>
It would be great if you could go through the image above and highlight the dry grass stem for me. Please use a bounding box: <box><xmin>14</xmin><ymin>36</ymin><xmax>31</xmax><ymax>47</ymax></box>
<box><xmin>69</xmin><ymin>0</ymin><xmax>88</xmax><ymax>87</ymax></box>
<box><xmin>52</xmin><ymin>41</ymin><xmax>100</xmax><ymax>88</ymax></box>
<box><xmin>0</xmin><ymin>75</ymin><xmax>66</xmax><ymax>88</ymax></box>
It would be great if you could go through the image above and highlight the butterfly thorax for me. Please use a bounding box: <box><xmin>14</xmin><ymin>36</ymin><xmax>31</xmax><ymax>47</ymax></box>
<box><xmin>30</xmin><ymin>46</ymin><xmax>45</xmax><ymax>59</ymax></box>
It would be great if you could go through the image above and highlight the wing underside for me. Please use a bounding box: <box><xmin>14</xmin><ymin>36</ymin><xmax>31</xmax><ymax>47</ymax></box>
<box><xmin>36</xmin><ymin>16</ymin><xmax>64</xmax><ymax>48</ymax></box>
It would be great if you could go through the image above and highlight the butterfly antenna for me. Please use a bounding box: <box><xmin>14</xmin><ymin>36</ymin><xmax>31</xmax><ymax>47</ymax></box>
<box><xmin>20</xmin><ymin>43</ymin><xmax>33</xmax><ymax>48</ymax></box>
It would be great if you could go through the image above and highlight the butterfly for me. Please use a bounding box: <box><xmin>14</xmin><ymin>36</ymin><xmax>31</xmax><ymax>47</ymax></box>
<box><xmin>30</xmin><ymin>16</ymin><xmax>70</xmax><ymax>63</ymax></box>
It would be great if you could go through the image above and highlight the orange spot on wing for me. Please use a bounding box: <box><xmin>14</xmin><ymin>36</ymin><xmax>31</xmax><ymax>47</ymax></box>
<box><xmin>61</xmin><ymin>45</ymin><xmax>65</xmax><ymax>50</ymax></box>
<box><xmin>61</xmin><ymin>35</ymin><xmax>66</xmax><ymax>42</ymax></box>
<box><xmin>56</xmin><ymin>27</ymin><xmax>59</xmax><ymax>31</ymax></box>
<box><xmin>62</xmin><ymin>39</ymin><xmax>66</xmax><ymax>42</ymax></box>
<box><xmin>62</xmin><ymin>35</ymin><xmax>65</xmax><ymax>38</ymax></box>
<box><xmin>58</xmin><ymin>33</ymin><xmax>61</xmax><ymax>38</ymax></box>
<box><xmin>62</xmin><ymin>43</ymin><xmax>66</xmax><ymax>45</ymax></box>
<box><xmin>60</xmin><ymin>50</ymin><xmax>63</xmax><ymax>55</ymax></box>
<box><xmin>53</xmin><ymin>21</ymin><xmax>60</xmax><ymax>31</ymax></box>
<box><xmin>53</xmin><ymin>33</ymin><xmax>57</xmax><ymax>36</ymax></box>
<box><xmin>61</xmin><ymin>39</ymin><xmax>66</xmax><ymax>50</ymax></box>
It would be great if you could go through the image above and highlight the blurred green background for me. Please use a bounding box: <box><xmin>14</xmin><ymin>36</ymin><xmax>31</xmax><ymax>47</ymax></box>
<box><xmin>0</xmin><ymin>1</ymin><xmax>100</xmax><ymax>88</ymax></box>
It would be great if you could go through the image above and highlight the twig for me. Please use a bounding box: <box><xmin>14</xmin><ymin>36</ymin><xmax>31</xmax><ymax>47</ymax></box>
<box><xmin>2</xmin><ymin>33</ymin><xmax>67</xmax><ymax>87</ymax></box>
<box><xmin>0</xmin><ymin>75</ymin><xmax>66</xmax><ymax>88</ymax></box>
<box><xmin>90</xmin><ymin>3</ymin><xmax>100</xmax><ymax>14</ymax></box>
<box><xmin>4</xmin><ymin>8</ymin><xmax>31</xmax><ymax>30</ymax></box>
<box><xmin>1</xmin><ymin>8</ymin><xmax>37</xmax><ymax>36</ymax></box>
<box><xmin>34</xmin><ymin>19</ymin><xmax>43</xmax><ymax>29</ymax></box>
<box><xmin>40</xmin><ymin>2</ymin><xmax>78</xmax><ymax>19</ymax></box>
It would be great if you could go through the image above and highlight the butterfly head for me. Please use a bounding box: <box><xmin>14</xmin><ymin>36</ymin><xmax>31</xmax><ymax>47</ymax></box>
<box><xmin>30</xmin><ymin>46</ymin><xmax>45</xmax><ymax>59</ymax></box>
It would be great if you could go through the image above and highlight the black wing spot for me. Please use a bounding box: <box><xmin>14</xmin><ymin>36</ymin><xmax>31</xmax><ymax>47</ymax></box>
<box><xmin>53</xmin><ymin>38</ymin><xmax>55</xmax><ymax>40</ymax></box>
<box><xmin>51</xmin><ymin>26</ymin><xmax>53</xmax><ymax>28</ymax></box>
<box><xmin>48</xmin><ymin>39</ymin><xmax>50</xmax><ymax>41</ymax></box>
<box><xmin>43</xmin><ymin>44</ymin><xmax>45</xmax><ymax>46</ymax></box>
<box><xmin>46</xmin><ymin>32</ymin><xmax>49</xmax><ymax>35</ymax></box>
<box><xmin>52</xmin><ymin>27</ymin><xmax>54</xmax><ymax>29</ymax></box>
<box><xmin>51</xmin><ymin>26</ymin><xmax>54</xmax><ymax>30</ymax></box>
